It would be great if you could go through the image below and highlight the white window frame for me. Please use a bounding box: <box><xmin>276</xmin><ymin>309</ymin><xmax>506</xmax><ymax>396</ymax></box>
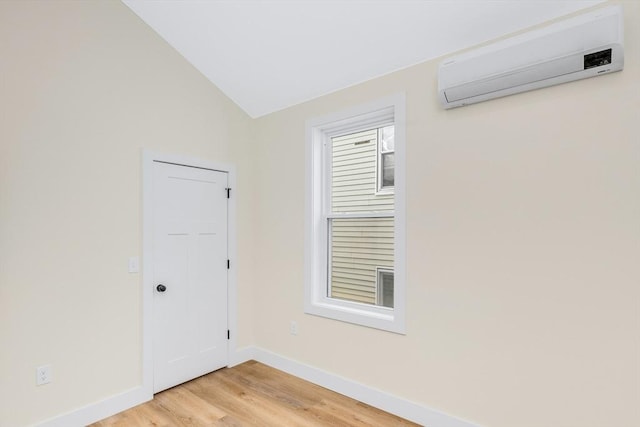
<box><xmin>304</xmin><ymin>94</ymin><xmax>406</xmax><ymax>334</ymax></box>
<box><xmin>376</xmin><ymin>126</ymin><xmax>395</xmax><ymax>194</ymax></box>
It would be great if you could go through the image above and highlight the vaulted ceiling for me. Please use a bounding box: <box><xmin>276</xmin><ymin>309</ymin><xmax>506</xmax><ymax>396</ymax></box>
<box><xmin>123</xmin><ymin>0</ymin><xmax>604</xmax><ymax>118</ymax></box>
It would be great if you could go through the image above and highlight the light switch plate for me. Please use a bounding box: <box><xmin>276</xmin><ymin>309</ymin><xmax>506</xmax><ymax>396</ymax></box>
<box><xmin>128</xmin><ymin>257</ymin><xmax>139</xmax><ymax>273</ymax></box>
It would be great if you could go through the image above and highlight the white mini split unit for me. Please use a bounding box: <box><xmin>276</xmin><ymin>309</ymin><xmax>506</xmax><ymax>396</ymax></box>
<box><xmin>438</xmin><ymin>5</ymin><xmax>624</xmax><ymax>109</ymax></box>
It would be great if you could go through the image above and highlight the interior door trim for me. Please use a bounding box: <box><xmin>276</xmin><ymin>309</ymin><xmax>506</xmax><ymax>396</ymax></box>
<box><xmin>141</xmin><ymin>149</ymin><xmax>238</xmax><ymax>398</ymax></box>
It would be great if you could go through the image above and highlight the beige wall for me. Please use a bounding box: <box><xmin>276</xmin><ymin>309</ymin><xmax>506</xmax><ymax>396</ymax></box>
<box><xmin>1</xmin><ymin>1</ymin><xmax>638</xmax><ymax>427</ymax></box>
<box><xmin>251</xmin><ymin>2</ymin><xmax>639</xmax><ymax>427</ymax></box>
<box><xmin>0</xmin><ymin>1</ymin><xmax>254</xmax><ymax>425</ymax></box>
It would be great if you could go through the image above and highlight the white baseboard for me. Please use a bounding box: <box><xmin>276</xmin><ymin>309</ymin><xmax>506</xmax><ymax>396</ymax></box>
<box><xmin>35</xmin><ymin>346</ymin><xmax>479</xmax><ymax>427</ymax></box>
<box><xmin>35</xmin><ymin>386</ymin><xmax>151</xmax><ymax>427</ymax></box>
<box><xmin>230</xmin><ymin>345</ymin><xmax>257</xmax><ymax>366</ymax></box>
<box><xmin>235</xmin><ymin>346</ymin><xmax>481</xmax><ymax>427</ymax></box>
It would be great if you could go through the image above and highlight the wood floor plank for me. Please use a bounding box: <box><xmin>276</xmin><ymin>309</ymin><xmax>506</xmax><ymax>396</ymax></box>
<box><xmin>89</xmin><ymin>361</ymin><xmax>420</xmax><ymax>427</ymax></box>
<box><xmin>93</xmin><ymin>399</ymin><xmax>177</xmax><ymax>427</ymax></box>
<box><xmin>190</xmin><ymin>373</ymin><xmax>317</xmax><ymax>426</ymax></box>
<box><xmin>153</xmin><ymin>386</ymin><xmax>228</xmax><ymax>425</ymax></box>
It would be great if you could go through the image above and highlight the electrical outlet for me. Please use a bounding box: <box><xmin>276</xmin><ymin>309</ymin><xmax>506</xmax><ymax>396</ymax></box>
<box><xmin>36</xmin><ymin>365</ymin><xmax>52</xmax><ymax>385</ymax></box>
<box><xmin>290</xmin><ymin>321</ymin><xmax>298</xmax><ymax>336</ymax></box>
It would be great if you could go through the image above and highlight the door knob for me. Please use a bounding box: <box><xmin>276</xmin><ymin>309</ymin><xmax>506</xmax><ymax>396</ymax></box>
<box><xmin>156</xmin><ymin>284</ymin><xmax>167</xmax><ymax>292</ymax></box>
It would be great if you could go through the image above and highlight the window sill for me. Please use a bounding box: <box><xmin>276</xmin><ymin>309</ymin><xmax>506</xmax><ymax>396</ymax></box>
<box><xmin>305</xmin><ymin>298</ymin><xmax>405</xmax><ymax>335</ymax></box>
<box><xmin>374</xmin><ymin>187</ymin><xmax>395</xmax><ymax>196</ymax></box>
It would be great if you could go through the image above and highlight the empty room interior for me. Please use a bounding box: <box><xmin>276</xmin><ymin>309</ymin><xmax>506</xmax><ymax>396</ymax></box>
<box><xmin>1</xmin><ymin>1</ymin><xmax>638</xmax><ymax>426</ymax></box>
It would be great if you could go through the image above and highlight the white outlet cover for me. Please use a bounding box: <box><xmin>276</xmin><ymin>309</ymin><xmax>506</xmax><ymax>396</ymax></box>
<box><xmin>36</xmin><ymin>365</ymin><xmax>52</xmax><ymax>385</ymax></box>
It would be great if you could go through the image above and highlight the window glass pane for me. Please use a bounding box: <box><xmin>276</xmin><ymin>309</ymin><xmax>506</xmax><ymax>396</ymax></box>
<box><xmin>380</xmin><ymin>125</ymin><xmax>394</xmax><ymax>152</ymax></box>
<box><xmin>379</xmin><ymin>271</ymin><xmax>394</xmax><ymax>308</ymax></box>
<box><xmin>332</xmin><ymin>129</ymin><xmax>394</xmax><ymax>213</ymax></box>
<box><xmin>329</xmin><ymin>217</ymin><xmax>394</xmax><ymax>307</ymax></box>
<box><xmin>381</xmin><ymin>152</ymin><xmax>394</xmax><ymax>188</ymax></box>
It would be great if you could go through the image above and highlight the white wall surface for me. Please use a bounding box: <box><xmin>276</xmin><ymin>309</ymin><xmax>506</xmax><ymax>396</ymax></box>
<box><xmin>0</xmin><ymin>1</ymin><xmax>254</xmax><ymax>425</ymax></box>
<box><xmin>250</xmin><ymin>2</ymin><xmax>639</xmax><ymax>426</ymax></box>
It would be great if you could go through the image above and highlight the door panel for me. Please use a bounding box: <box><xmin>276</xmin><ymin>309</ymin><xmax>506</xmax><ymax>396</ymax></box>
<box><xmin>152</xmin><ymin>161</ymin><xmax>228</xmax><ymax>393</ymax></box>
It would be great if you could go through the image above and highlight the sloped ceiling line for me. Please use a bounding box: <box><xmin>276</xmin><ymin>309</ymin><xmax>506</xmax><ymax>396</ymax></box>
<box><xmin>123</xmin><ymin>0</ymin><xmax>604</xmax><ymax>118</ymax></box>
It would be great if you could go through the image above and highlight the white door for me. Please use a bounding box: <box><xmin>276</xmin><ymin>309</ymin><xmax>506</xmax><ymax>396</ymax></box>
<box><xmin>152</xmin><ymin>161</ymin><xmax>228</xmax><ymax>393</ymax></box>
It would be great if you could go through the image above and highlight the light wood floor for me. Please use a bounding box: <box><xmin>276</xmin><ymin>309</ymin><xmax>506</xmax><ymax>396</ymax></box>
<box><xmin>90</xmin><ymin>360</ymin><xmax>419</xmax><ymax>427</ymax></box>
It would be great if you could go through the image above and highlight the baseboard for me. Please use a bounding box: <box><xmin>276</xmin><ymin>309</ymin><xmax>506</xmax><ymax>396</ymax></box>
<box><xmin>242</xmin><ymin>346</ymin><xmax>481</xmax><ymax>427</ymax></box>
<box><xmin>33</xmin><ymin>346</ymin><xmax>254</xmax><ymax>427</ymax></box>
<box><xmin>230</xmin><ymin>345</ymin><xmax>257</xmax><ymax>367</ymax></box>
<box><xmin>35</xmin><ymin>386</ymin><xmax>151</xmax><ymax>427</ymax></box>
<box><xmin>34</xmin><ymin>346</ymin><xmax>250</xmax><ymax>427</ymax></box>
<box><xmin>35</xmin><ymin>346</ymin><xmax>479</xmax><ymax>427</ymax></box>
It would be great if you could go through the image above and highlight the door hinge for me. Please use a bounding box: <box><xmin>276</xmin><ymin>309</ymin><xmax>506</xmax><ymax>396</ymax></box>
<box><xmin>227</xmin><ymin>330</ymin><xmax>230</xmax><ymax>340</ymax></box>
<box><xmin>227</xmin><ymin>259</ymin><xmax>230</xmax><ymax>269</ymax></box>
<box><xmin>225</xmin><ymin>187</ymin><xmax>231</xmax><ymax>198</ymax></box>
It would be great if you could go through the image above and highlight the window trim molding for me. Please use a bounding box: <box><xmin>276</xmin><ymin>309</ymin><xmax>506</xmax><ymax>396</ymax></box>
<box><xmin>304</xmin><ymin>94</ymin><xmax>406</xmax><ymax>334</ymax></box>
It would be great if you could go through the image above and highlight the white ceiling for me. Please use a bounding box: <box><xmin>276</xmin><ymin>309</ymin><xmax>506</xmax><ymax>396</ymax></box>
<box><xmin>122</xmin><ymin>0</ymin><xmax>604</xmax><ymax>118</ymax></box>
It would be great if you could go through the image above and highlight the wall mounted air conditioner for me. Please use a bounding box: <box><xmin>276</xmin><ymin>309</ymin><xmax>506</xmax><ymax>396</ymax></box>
<box><xmin>438</xmin><ymin>5</ymin><xmax>624</xmax><ymax>109</ymax></box>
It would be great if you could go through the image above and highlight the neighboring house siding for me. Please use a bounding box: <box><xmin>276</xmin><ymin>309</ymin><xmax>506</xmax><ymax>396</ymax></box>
<box><xmin>331</xmin><ymin>129</ymin><xmax>393</xmax><ymax>213</ymax></box>
<box><xmin>330</xmin><ymin>129</ymin><xmax>394</xmax><ymax>304</ymax></box>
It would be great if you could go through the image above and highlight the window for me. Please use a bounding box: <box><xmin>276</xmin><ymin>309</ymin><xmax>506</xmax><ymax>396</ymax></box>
<box><xmin>377</xmin><ymin>126</ymin><xmax>395</xmax><ymax>192</ymax></box>
<box><xmin>377</xmin><ymin>269</ymin><xmax>394</xmax><ymax>308</ymax></box>
<box><xmin>329</xmin><ymin>127</ymin><xmax>394</xmax><ymax>308</ymax></box>
<box><xmin>305</xmin><ymin>94</ymin><xmax>405</xmax><ymax>334</ymax></box>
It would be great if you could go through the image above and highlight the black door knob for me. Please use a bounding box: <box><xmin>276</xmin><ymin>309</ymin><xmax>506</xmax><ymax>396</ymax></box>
<box><xmin>156</xmin><ymin>284</ymin><xmax>167</xmax><ymax>292</ymax></box>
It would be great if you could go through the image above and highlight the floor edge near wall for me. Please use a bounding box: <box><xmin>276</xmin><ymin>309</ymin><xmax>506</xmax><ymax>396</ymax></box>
<box><xmin>34</xmin><ymin>346</ymin><xmax>480</xmax><ymax>427</ymax></box>
<box><xmin>34</xmin><ymin>386</ymin><xmax>152</xmax><ymax>427</ymax></box>
<box><xmin>233</xmin><ymin>346</ymin><xmax>480</xmax><ymax>427</ymax></box>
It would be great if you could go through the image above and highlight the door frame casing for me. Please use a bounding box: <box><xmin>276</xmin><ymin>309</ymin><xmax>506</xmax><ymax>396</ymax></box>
<box><xmin>141</xmin><ymin>149</ymin><xmax>237</xmax><ymax>398</ymax></box>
